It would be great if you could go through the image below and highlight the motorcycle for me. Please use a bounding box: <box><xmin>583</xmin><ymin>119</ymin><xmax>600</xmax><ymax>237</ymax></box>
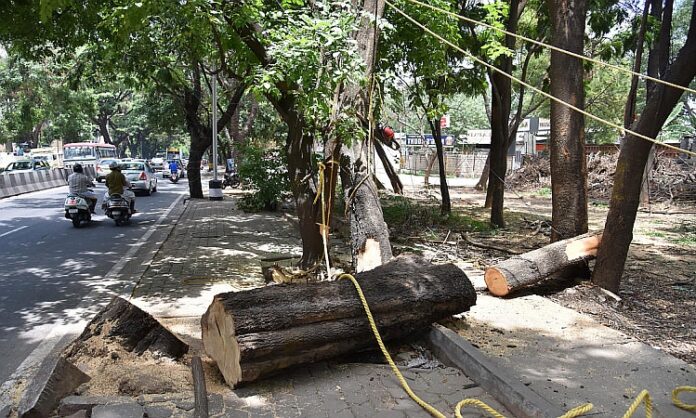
<box><xmin>104</xmin><ymin>194</ymin><xmax>133</xmax><ymax>226</ymax></box>
<box><xmin>64</xmin><ymin>193</ymin><xmax>93</xmax><ymax>228</ymax></box>
<box><xmin>222</xmin><ymin>171</ymin><xmax>240</xmax><ymax>189</ymax></box>
<box><xmin>169</xmin><ymin>170</ymin><xmax>179</xmax><ymax>183</ymax></box>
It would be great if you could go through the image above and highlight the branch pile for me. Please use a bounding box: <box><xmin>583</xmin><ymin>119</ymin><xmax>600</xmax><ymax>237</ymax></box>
<box><xmin>507</xmin><ymin>152</ymin><xmax>696</xmax><ymax>203</ymax></box>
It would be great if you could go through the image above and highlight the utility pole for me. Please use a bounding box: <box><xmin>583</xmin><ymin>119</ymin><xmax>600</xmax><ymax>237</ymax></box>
<box><xmin>209</xmin><ymin>72</ymin><xmax>223</xmax><ymax>200</ymax></box>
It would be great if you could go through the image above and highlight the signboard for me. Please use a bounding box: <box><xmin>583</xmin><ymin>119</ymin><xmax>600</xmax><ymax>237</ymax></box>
<box><xmin>440</xmin><ymin>115</ymin><xmax>450</xmax><ymax>129</ymax></box>
<box><xmin>403</xmin><ymin>134</ymin><xmax>456</xmax><ymax>146</ymax></box>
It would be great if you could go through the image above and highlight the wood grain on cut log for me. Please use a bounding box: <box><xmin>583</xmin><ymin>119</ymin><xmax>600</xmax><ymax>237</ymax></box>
<box><xmin>201</xmin><ymin>255</ymin><xmax>476</xmax><ymax>388</ymax></box>
<box><xmin>67</xmin><ymin>297</ymin><xmax>188</xmax><ymax>359</ymax></box>
<box><xmin>485</xmin><ymin>231</ymin><xmax>602</xmax><ymax>297</ymax></box>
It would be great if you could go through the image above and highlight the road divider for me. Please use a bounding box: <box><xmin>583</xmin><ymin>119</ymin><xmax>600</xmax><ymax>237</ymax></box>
<box><xmin>0</xmin><ymin>167</ymin><xmax>96</xmax><ymax>199</ymax></box>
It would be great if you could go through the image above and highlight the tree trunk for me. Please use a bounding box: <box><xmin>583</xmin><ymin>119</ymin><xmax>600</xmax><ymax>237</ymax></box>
<box><xmin>428</xmin><ymin>119</ymin><xmax>451</xmax><ymax>214</ymax></box>
<box><xmin>487</xmin><ymin>0</ymin><xmax>519</xmax><ymax>228</ymax></box>
<box><xmin>334</xmin><ymin>0</ymin><xmax>392</xmax><ymax>271</ymax></box>
<box><xmin>339</xmin><ymin>143</ymin><xmax>393</xmax><ymax>272</ymax></box>
<box><xmin>475</xmin><ymin>154</ymin><xmax>490</xmax><ymax>192</ymax></box>
<box><xmin>485</xmin><ymin>231</ymin><xmax>601</xmax><ymax>296</ymax></box>
<box><xmin>423</xmin><ymin>151</ymin><xmax>437</xmax><ymax>186</ymax></box>
<box><xmin>201</xmin><ymin>255</ymin><xmax>476</xmax><ymax>388</ymax></box>
<box><xmin>623</xmin><ymin>2</ymin><xmax>650</xmax><ymax>130</ymax></box>
<box><xmin>373</xmin><ymin>139</ymin><xmax>403</xmax><ymax>194</ymax></box>
<box><xmin>548</xmin><ymin>0</ymin><xmax>589</xmax><ymax>242</ymax></box>
<box><xmin>641</xmin><ymin>0</ymin><xmax>673</xmax><ymax>207</ymax></box>
<box><xmin>593</xmin><ymin>2</ymin><xmax>696</xmax><ymax>292</ymax></box>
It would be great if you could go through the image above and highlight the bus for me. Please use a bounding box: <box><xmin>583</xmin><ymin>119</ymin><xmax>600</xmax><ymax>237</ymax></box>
<box><xmin>63</xmin><ymin>143</ymin><xmax>118</xmax><ymax>170</ymax></box>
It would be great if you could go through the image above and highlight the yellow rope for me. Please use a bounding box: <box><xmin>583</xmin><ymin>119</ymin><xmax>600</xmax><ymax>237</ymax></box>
<box><xmin>558</xmin><ymin>403</ymin><xmax>594</xmax><ymax>418</ymax></box>
<box><xmin>622</xmin><ymin>390</ymin><xmax>653</xmax><ymax>418</ymax></box>
<box><xmin>384</xmin><ymin>0</ymin><xmax>696</xmax><ymax>159</ymax></box>
<box><xmin>673</xmin><ymin>386</ymin><xmax>696</xmax><ymax>411</ymax></box>
<box><xmin>400</xmin><ymin>0</ymin><xmax>696</xmax><ymax>96</ymax></box>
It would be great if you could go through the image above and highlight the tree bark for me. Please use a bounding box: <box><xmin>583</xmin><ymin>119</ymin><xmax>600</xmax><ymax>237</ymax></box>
<box><xmin>428</xmin><ymin>119</ymin><xmax>451</xmax><ymax>214</ymax></box>
<box><xmin>593</xmin><ymin>1</ymin><xmax>696</xmax><ymax>292</ymax></box>
<box><xmin>201</xmin><ymin>255</ymin><xmax>476</xmax><ymax>388</ymax></box>
<box><xmin>548</xmin><ymin>0</ymin><xmax>589</xmax><ymax>242</ymax></box>
<box><xmin>485</xmin><ymin>231</ymin><xmax>601</xmax><ymax>296</ymax></box>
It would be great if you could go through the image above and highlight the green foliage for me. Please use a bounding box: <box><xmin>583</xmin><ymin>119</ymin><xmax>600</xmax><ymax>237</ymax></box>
<box><xmin>253</xmin><ymin>0</ymin><xmax>366</xmax><ymax>141</ymax></box>
<box><xmin>536</xmin><ymin>187</ymin><xmax>551</xmax><ymax>197</ymax></box>
<box><xmin>237</xmin><ymin>144</ymin><xmax>290</xmax><ymax>212</ymax></box>
<box><xmin>381</xmin><ymin>195</ymin><xmax>490</xmax><ymax>234</ymax></box>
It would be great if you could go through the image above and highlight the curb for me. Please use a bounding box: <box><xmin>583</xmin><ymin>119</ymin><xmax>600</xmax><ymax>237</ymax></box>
<box><xmin>0</xmin><ymin>194</ymin><xmax>188</xmax><ymax>418</ymax></box>
<box><xmin>426</xmin><ymin>323</ymin><xmax>563</xmax><ymax>418</ymax></box>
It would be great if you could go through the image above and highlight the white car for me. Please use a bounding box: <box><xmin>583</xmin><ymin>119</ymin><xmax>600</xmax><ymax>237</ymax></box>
<box><xmin>119</xmin><ymin>161</ymin><xmax>158</xmax><ymax>195</ymax></box>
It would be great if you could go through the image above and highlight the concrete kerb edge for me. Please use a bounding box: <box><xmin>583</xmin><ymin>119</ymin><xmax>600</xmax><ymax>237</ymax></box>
<box><xmin>426</xmin><ymin>323</ymin><xmax>564</xmax><ymax>418</ymax></box>
<box><xmin>114</xmin><ymin>194</ymin><xmax>188</xmax><ymax>301</ymax></box>
<box><xmin>0</xmin><ymin>194</ymin><xmax>188</xmax><ymax>418</ymax></box>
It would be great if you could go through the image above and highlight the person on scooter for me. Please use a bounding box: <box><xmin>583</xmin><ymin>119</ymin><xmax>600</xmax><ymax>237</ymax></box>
<box><xmin>67</xmin><ymin>163</ymin><xmax>98</xmax><ymax>213</ymax></box>
<box><xmin>168</xmin><ymin>160</ymin><xmax>179</xmax><ymax>180</ymax></box>
<box><xmin>104</xmin><ymin>161</ymin><xmax>136</xmax><ymax>213</ymax></box>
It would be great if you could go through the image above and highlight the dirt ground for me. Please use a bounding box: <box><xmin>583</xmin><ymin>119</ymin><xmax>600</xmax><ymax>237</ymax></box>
<box><xmin>388</xmin><ymin>184</ymin><xmax>696</xmax><ymax>366</ymax></box>
<box><xmin>60</xmin><ymin>182</ymin><xmax>695</xmax><ymax>402</ymax></box>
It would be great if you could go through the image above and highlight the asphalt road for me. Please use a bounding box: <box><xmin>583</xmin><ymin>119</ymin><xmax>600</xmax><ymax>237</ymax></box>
<box><xmin>0</xmin><ymin>177</ymin><xmax>187</xmax><ymax>383</ymax></box>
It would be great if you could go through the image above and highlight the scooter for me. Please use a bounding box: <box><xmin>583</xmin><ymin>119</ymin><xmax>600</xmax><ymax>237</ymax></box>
<box><xmin>222</xmin><ymin>171</ymin><xmax>240</xmax><ymax>189</ymax></box>
<box><xmin>64</xmin><ymin>193</ymin><xmax>93</xmax><ymax>228</ymax></box>
<box><xmin>169</xmin><ymin>171</ymin><xmax>179</xmax><ymax>183</ymax></box>
<box><xmin>104</xmin><ymin>194</ymin><xmax>133</xmax><ymax>226</ymax></box>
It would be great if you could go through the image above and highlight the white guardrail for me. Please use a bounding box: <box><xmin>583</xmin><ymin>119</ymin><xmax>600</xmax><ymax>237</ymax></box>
<box><xmin>0</xmin><ymin>167</ymin><xmax>97</xmax><ymax>199</ymax></box>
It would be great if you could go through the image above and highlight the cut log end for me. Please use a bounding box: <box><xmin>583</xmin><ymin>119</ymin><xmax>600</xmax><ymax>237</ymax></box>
<box><xmin>565</xmin><ymin>233</ymin><xmax>602</xmax><ymax>259</ymax></box>
<box><xmin>484</xmin><ymin>268</ymin><xmax>510</xmax><ymax>296</ymax></box>
<box><xmin>202</xmin><ymin>299</ymin><xmax>242</xmax><ymax>387</ymax></box>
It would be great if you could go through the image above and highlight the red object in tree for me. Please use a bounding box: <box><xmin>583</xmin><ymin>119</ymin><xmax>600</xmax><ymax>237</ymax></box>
<box><xmin>383</xmin><ymin>126</ymin><xmax>395</xmax><ymax>139</ymax></box>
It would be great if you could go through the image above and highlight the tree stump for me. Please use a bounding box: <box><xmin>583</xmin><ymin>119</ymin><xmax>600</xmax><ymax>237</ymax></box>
<box><xmin>67</xmin><ymin>297</ymin><xmax>188</xmax><ymax>359</ymax></box>
<box><xmin>202</xmin><ymin>255</ymin><xmax>476</xmax><ymax>388</ymax></box>
<box><xmin>485</xmin><ymin>231</ymin><xmax>603</xmax><ymax>296</ymax></box>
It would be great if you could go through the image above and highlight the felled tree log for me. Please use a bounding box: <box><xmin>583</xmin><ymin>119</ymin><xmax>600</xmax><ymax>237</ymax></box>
<box><xmin>67</xmin><ymin>297</ymin><xmax>188</xmax><ymax>359</ymax></box>
<box><xmin>202</xmin><ymin>255</ymin><xmax>475</xmax><ymax>388</ymax></box>
<box><xmin>484</xmin><ymin>231</ymin><xmax>603</xmax><ymax>296</ymax></box>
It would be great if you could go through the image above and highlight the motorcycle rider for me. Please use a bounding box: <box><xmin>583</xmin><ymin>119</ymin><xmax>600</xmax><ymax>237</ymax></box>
<box><xmin>67</xmin><ymin>163</ymin><xmax>98</xmax><ymax>213</ymax></box>
<box><xmin>168</xmin><ymin>160</ymin><xmax>179</xmax><ymax>180</ymax></box>
<box><xmin>104</xmin><ymin>161</ymin><xmax>136</xmax><ymax>213</ymax></box>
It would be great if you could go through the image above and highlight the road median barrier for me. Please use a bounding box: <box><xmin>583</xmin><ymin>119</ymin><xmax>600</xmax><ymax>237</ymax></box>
<box><xmin>0</xmin><ymin>169</ymin><xmax>69</xmax><ymax>199</ymax></box>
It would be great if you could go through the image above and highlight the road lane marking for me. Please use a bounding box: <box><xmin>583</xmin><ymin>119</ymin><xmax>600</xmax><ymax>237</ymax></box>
<box><xmin>0</xmin><ymin>192</ymin><xmax>185</xmax><ymax>410</ymax></box>
<box><xmin>0</xmin><ymin>226</ymin><xmax>28</xmax><ymax>238</ymax></box>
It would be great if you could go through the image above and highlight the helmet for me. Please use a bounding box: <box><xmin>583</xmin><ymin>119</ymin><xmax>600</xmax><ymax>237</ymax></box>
<box><xmin>109</xmin><ymin>161</ymin><xmax>119</xmax><ymax>170</ymax></box>
<box><xmin>73</xmin><ymin>163</ymin><xmax>83</xmax><ymax>173</ymax></box>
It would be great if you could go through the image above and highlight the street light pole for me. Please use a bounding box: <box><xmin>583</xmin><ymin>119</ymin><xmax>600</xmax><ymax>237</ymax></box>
<box><xmin>209</xmin><ymin>72</ymin><xmax>223</xmax><ymax>200</ymax></box>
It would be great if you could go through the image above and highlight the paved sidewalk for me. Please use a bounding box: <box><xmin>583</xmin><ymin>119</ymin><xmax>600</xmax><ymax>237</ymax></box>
<box><xmin>52</xmin><ymin>192</ymin><xmax>696</xmax><ymax>418</ymax></box>
<box><xmin>124</xmin><ymin>198</ymin><xmax>511</xmax><ymax>418</ymax></box>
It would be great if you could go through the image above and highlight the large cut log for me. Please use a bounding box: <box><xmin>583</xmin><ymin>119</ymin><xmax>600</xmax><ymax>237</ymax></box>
<box><xmin>66</xmin><ymin>297</ymin><xmax>189</xmax><ymax>359</ymax></box>
<box><xmin>202</xmin><ymin>255</ymin><xmax>476</xmax><ymax>388</ymax></box>
<box><xmin>484</xmin><ymin>231</ymin><xmax>603</xmax><ymax>296</ymax></box>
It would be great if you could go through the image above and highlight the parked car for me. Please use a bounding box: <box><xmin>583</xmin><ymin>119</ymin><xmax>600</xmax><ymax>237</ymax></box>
<box><xmin>95</xmin><ymin>159</ymin><xmax>120</xmax><ymax>182</ymax></box>
<box><xmin>119</xmin><ymin>161</ymin><xmax>158</xmax><ymax>195</ymax></box>
<box><xmin>2</xmin><ymin>159</ymin><xmax>51</xmax><ymax>174</ymax></box>
<box><xmin>162</xmin><ymin>160</ymin><xmax>186</xmax><ymax>179</ymax></box>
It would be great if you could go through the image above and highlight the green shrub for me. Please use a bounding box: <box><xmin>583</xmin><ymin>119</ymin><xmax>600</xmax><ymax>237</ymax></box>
<box><xmin>237</xmin><ymin>145</ymin><xmax>290</xmax><ymax>212</ymax></box>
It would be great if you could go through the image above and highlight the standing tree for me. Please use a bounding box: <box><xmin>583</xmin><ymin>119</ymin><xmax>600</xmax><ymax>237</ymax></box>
<box><xmin>547</xmin><ymin>0</ymin><xmax>589</xmax><ymax>241</ymax></box>
<box><xmin>593</xmin><ymin>0</ymin><xmax>696</xmax><ymax>292</ymax></box>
